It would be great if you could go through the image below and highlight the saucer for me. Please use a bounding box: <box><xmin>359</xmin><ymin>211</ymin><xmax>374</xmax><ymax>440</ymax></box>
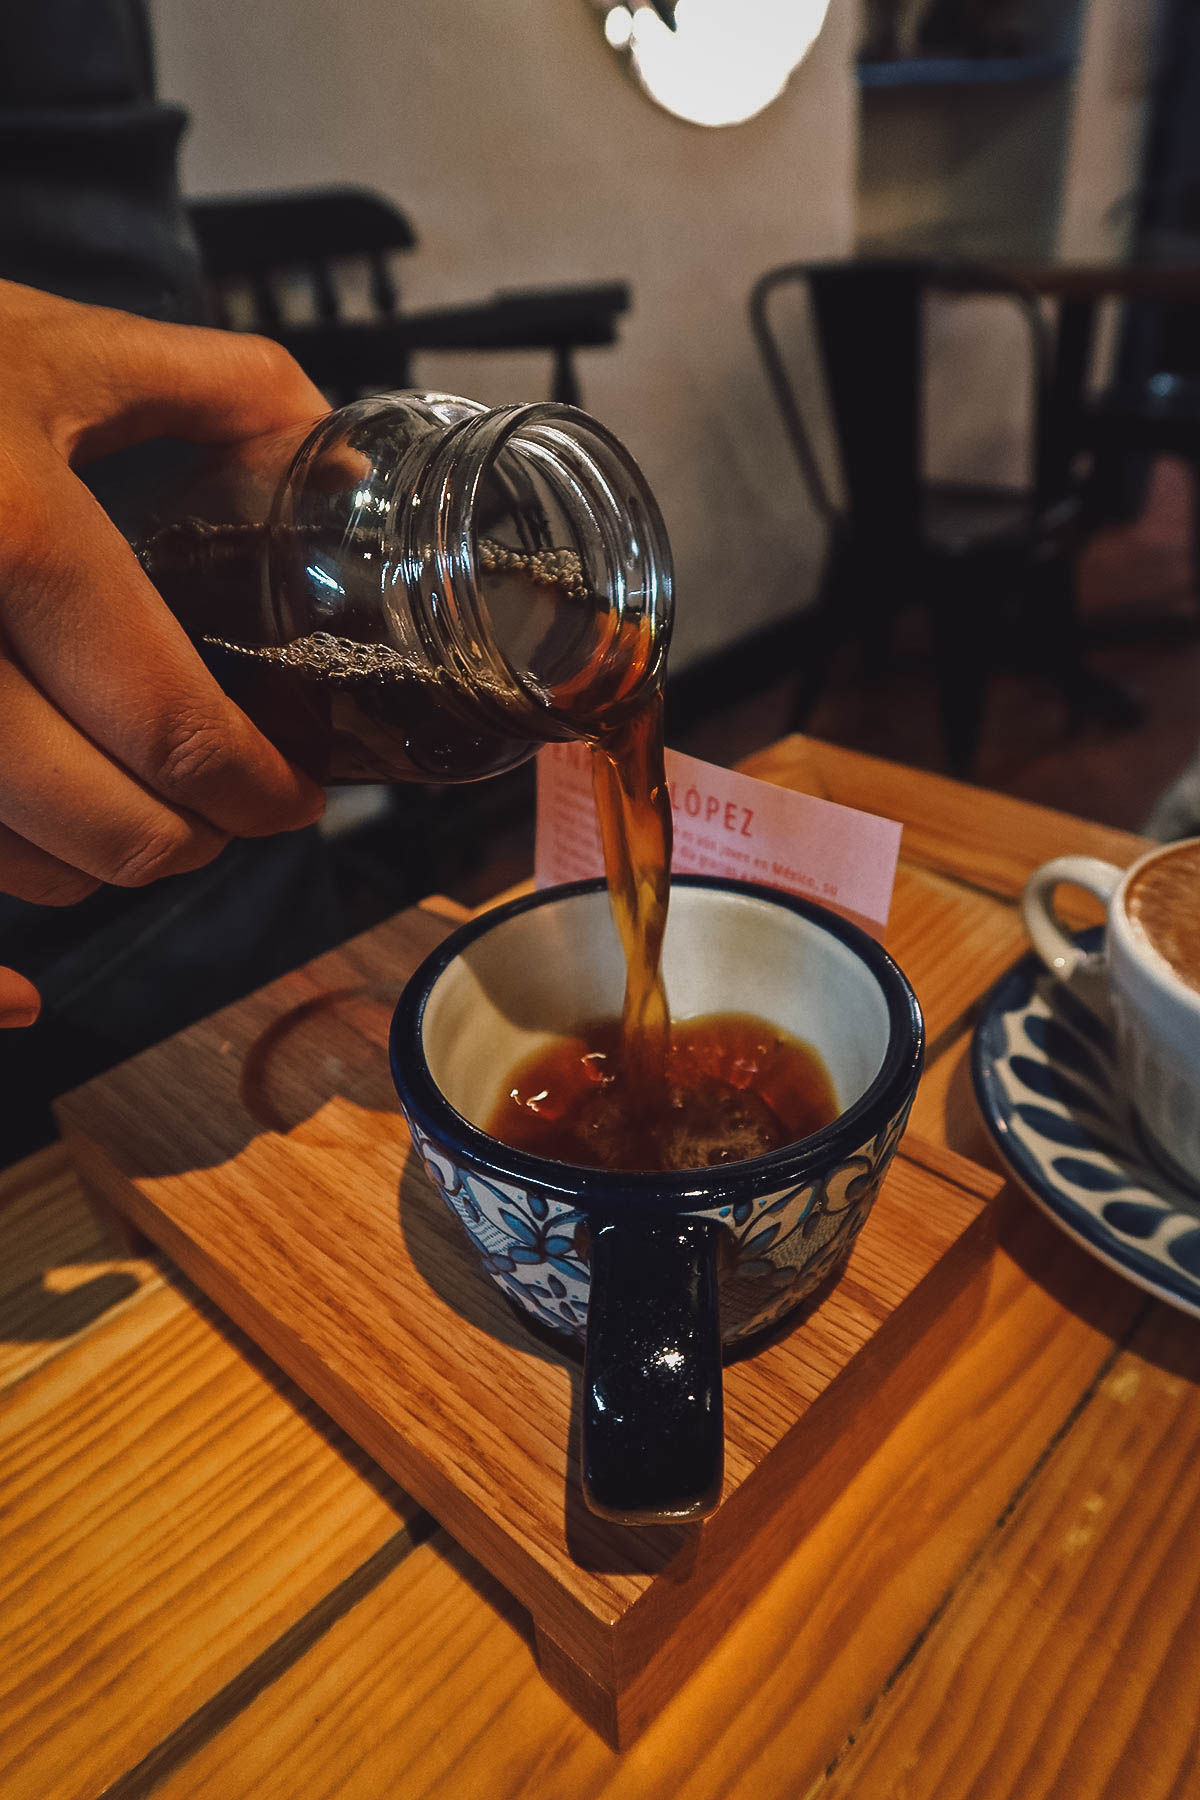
<box><xmin>971</xmin><ymin>927</ymin><xmax>1200</xmax><ymax>1317</ymax></box>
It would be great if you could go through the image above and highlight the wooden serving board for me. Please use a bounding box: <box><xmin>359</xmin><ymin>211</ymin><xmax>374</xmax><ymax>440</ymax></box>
<box><xmin>56</xmin><ymin>902</ymin><xmax>1004</xmax><ymax>1748</ymax></box>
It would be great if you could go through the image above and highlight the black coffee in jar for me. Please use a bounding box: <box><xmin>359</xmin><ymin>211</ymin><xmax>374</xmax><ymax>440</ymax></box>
<box><xmin>142</xmin><ymin>521</ymin><xmax>605</xmax><ymax>785</ymax></box>
<box><xmin>200</xmin><ymin>629</ymin><xmax>536</xmax><ymax>784</ymax></box>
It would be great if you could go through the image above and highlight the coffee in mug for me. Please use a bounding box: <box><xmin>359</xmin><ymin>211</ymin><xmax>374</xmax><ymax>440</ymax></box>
<box><xmin>391</xmin><ymin>878</ymin><xmax>924</xmax><ymax>1524</ymax></box>
<box><xmin>1125</xmin><ymin>840</ymin><xmax>1200</xmax><ymax>995</ymax></box>
<box><xmin>485</xmin><ymin>1011</ymin><xmax>838</xmax><ymax>1172</ymax></box>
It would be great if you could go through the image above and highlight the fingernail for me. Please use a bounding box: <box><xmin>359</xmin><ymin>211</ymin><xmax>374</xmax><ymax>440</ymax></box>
<box><xmin>0</xmin><ymin>1004</ymin><xmax>40</xmax><ymax>1029</ymax></box>
<box><xmin>298</xmin><ymin>786</ymin><xmax>327</xmax><ymax>827</ymax></box>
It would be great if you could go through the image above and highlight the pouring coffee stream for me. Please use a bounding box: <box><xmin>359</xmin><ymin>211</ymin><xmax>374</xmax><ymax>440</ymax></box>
<box><xmin>590</xmin><ymin>698</ymin><xmax>673</xmax><ymax>1087</ymax></box>
<box><xmin>135</xmin><ymin>389</ymin><xmax>758</xmax><ymax>1519</ymax></box>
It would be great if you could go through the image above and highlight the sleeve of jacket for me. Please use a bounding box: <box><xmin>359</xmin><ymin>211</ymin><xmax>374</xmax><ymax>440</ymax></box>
<box><xmin>0</xmin><ymin>0</ymin><xmax>204</xmax><ymax>321</ymax></box>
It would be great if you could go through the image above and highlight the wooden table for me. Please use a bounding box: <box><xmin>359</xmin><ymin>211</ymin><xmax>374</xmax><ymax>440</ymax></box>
<box><xmin>1008</xmin><ymin>263</ymin><xmax>1200</xmax><ymax>304</ymax></box>
<box><xmin>2</xmin><ymin>736</ymin><xmax>1195</xmax><ymax>1800</ymax></box>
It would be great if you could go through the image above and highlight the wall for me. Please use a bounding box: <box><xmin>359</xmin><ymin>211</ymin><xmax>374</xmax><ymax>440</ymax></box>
<box><xmin>857</xmin><ymin>82</ymin><xmax>1071</xmax><ymax>265</ymax></box>
<box><xmin>1056</xmin><ymin>0</ymin><xmax>1155</xmax><ymax>261</ymax></box>
<box><xmin>151</xmin><ymin>0</ymin><xmax>861</xmax><ymax>671</ymax></box>
<box><xmin>854</xmin><ymin>0</ymin><xmax>1154</xmax><ymax>488</ymax></box>
<box><xmin>1054</xmin><ymin>0</ymin><xmax>1156</xmax><ymax>401</ymax></box>
<box><xmin>855</xmin><ymin>74</ymin><xmax>1073</xmax><ymax>490</ymax></box>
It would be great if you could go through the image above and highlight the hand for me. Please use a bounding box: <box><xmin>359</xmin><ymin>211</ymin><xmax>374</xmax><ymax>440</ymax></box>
<box><xmin>0</xmin><ymin>279</ymin><xmax>330</xmax><ymax>1026</ymax></box>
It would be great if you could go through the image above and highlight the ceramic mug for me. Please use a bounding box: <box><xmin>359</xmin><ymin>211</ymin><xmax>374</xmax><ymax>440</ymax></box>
<box><xmin>390</xmin><ymin>875</ymin><xmax>924</xmax><ymax>1525</ymax></box>
<box><xmin>1022</xmin><ymin>838</ymin><xmax>1200</xmax><ymax>1186</ymax></box>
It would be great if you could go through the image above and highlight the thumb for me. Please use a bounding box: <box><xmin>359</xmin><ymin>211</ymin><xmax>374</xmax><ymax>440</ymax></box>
<box><xmin>0</xmin><ymin>968</ymin><xmax>41</xmax><ymax>1028</ymax></box>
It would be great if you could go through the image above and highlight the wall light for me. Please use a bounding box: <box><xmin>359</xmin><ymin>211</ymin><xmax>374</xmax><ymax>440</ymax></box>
<box><xmin>591</xmin><ymin>0</ymin><xmax>832</xmax><ymax>128</ymax></box>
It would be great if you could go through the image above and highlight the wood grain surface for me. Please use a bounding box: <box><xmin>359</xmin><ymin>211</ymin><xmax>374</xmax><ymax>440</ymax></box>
<box><xmin>907</xmin><ymin>1027</ymin><xmax>1006</xmax><ymax>1168</ymax></box>
<box><xmin>147</xmin><ymin>1202</ymin><xmax>1148</xmax><ymax>1800</ymax></box>
<box><xmin>881</xmin><ymin>863</ymin><xmax>1025</xmax><ymax>1047</ymax></box>
<box><xmin>2</xmin><ymin>737</ymin><xmax>1182</xmax><ymax>1799</ymax></box>
<box><xmin>741</xmin><ymin>736</ymin><xmax>1146</xmax><ymax>918</ymax></box>
<box><xmin>55</xmin><ymin>892</ymin><xmax>1000</xmax><ymax>1743</ymax></box>
<box><xmin>0</xmin><ymin>1144</ymin><xmax>160</xmax><ymax>1392</ymax></box>
<box><xmin>0</xmin><ymin>1275</ymin><xmax>421</xmax><ymax>1800</ymax></box>
<box><xmin>819</xmin><ymin>1301</ymin><xmax>1200</xmax><ymax>1800</ymax></box>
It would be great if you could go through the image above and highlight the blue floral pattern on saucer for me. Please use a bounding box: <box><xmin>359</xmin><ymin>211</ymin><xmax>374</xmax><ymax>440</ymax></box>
<box><xmin>972</xmin><ymin>927</ymin><xmax>1200</xmax><ymax>1317</ymax></box>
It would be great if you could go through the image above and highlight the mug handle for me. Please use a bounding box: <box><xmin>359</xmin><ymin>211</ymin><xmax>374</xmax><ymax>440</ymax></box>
<box><xmin>582</xmin><ymin>1214</ymin><xmax>724</xmax><ymax>1525</ymax></box>
<box><xmin>1021</xmin><ymin>855</ymin><xmax>1122</xmax><ymax>1015</ymax></box>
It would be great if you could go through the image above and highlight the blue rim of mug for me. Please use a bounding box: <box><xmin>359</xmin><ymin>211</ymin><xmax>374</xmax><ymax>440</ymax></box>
<box><xmin>389</xmin><ymin>875</ymin><xmax>924</xmax><ymax>1214</ymax></box>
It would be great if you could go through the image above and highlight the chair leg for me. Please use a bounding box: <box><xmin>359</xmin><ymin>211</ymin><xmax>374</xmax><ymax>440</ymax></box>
<box><xmin>1031</xmin><ymin>551</ymin><xmax>1146</xmax><ymax>730</ymax></box>
<box><xmin>789</xmin><ymin>587</ymin><xmax>844</xmax><ymax>729</ymax></box>
<box><xmin>551</xmin><ymin>346</ymin><xmax>581</xmax><ymax>407</ymax></box>
<box><xmin>788</xmin><ymin>531</ymin><xmax>864</xmax><ymax>729</ymax></box>
<box><xmin>1190</xmin><ymin>457</ymin><xmax>1200</xmax><ymax>614</ymax></box>
<box><xmin>928</xmin><ymin>561</ymin><xmax>993</xmax><ymax>778</ymax></box>
<box><xmin>859</xmin><ymin>589</ymin><xmax>897</xmax><ymax>679</ymax></box>
<box><xmin>1029</xmin><ymin>549</ymin><xmax>1079</xmax><ymax>692</ymax></box>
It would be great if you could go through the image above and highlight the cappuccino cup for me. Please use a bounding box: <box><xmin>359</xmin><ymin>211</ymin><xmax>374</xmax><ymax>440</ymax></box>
<box><xmin>1022</xmin><ymin>838</ymin><xmax>1200</xmax><ymax>1186</ymax></box>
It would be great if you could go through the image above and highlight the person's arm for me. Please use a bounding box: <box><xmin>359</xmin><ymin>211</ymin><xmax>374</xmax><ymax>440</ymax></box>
<box><xmin>0</xmin><ymin>278</ymin><xmax>330</xmax><ymax>1025</ymax></box>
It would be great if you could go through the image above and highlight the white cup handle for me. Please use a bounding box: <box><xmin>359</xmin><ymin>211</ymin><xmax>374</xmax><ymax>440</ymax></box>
<box><xmin>1021</xmin><ymin>855</ymin><xmax>1122</xmax><ymax>1016</ymax></box>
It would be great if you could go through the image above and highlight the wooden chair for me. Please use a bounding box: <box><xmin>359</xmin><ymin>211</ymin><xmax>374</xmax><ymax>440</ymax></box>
<box><xmin>188</xmin><ymin>186</ymin><xmax>631</xmax><ymax>408</ymax></box>
<box><xmin>750</xmin><ymin>258</ymin><xmax>1133</xmax><ymax>775</ymax></box>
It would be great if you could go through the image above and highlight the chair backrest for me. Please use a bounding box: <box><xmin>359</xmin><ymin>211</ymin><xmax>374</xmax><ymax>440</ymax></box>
<box><xmin>188</xmin><ymin>187</ymin><xmax>418</xmax><ymax>334</ymax></box>
<box><xmin>188</xmin><ymin>185</ymin><xmax>631</xmax><ymax>410</ymax></box>
<box><xmin>750</xmin><ymin>258</ymin><xmax>1052</xmax><ymax>540</ymax></box>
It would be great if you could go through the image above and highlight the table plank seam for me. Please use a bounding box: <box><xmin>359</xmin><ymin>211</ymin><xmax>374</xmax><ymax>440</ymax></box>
<box><xmin>898</xmin><ymin>860</ymin><xmax>1025</xmax><ymax>913</ymax></box>
<box><xmin>923</xmin><ymin>1003</ymin><xmax>987</xmax><ymax>1072</ymax></box>
<box><xmin>813</xmin><ymin>1298</ymin><xmax>1152</xmax><ymax>1792</ymax></box>
<box><xmin>980</xmin><ymin>1306</ymin><xmax>1149</xmax><ymax>1538</ymax></box>
<box><xmin>98</xmin><ymin>1521</ymin><xmax>437</xmax><ymax>1800</ymax></box>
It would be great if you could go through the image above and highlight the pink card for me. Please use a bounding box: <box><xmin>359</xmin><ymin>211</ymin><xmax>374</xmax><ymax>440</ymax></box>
<box><xmin>535</xmin><ymin>743</ymin><xmax>902</xmax><ymax>934</ymax></box>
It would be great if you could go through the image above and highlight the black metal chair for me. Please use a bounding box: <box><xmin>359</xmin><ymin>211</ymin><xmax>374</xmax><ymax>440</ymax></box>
<box><xmin>1085</xmin><ymin>307</ymin><xmax>1200</xmax><ymax>606</ymax></box>
<box><xmin>750</xmin><ymin>258</ymin><xmax>1127</xmax><ymax>775</ymax></box>
<box><xmin>188</xmin><ymin>186</ymin><xmax>631</xmax><ymax>409</ymax></box>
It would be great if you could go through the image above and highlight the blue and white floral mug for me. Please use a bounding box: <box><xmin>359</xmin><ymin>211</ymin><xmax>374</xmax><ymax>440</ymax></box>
<box><xmin>390</xmin><ymin>876</ymin><xmax>923</xmax><ymax>1526</ymax></box>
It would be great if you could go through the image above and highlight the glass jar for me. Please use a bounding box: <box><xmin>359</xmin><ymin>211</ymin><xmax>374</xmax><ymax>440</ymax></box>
<box><xmin>133</xmin><ymin>391</ymin><xmax>673</xmax><ymax>784</ymax></box>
